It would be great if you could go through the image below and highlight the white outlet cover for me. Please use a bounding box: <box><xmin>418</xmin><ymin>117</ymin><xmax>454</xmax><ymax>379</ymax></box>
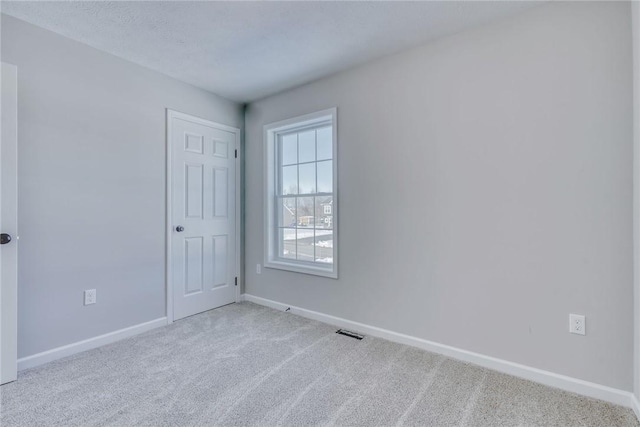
<box><xmin>84</xmin><ymin>289</ymin><xmax>97</xmax><ymax>305</ymax></box>
<box><xmin>569</xmin><ymin>314</ymin><xmax>585</xmax><ymax>335</ymax></box>
<box><xmin>256</xmin><ymin>264</ymin><xmax>262</xmax><ymax>274</ymax></box>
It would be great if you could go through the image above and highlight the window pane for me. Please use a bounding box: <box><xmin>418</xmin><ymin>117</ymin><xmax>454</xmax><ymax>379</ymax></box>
<box><xmin>297</xmin><ymin>197</ymin><xmax>315</xmax><ymax>227</ymax></box>
<box><xmin>296</xmin><ymin>228</ymin><xmax>315</xmax><ymax>262</ymax></box>
<box><xmin>295</xmin><ymin>197</ymin><xmax>315</xmax><ymax>262</ymax></box>
<box><xmin>317</xmin><ymin>126</ymin><xmax>332</xmax><ymax>161</ymax></box>
<box><xmin>315</xmin><ymin>230</ymin><xmax>333</xmax><ymax>264</ymax></box>
<box><xmin>278</xmin><ymin>197</ymin><xmax>297</xmax><ymax>227</ymax></box>
<box><xmin>298</xmin><ymin>163</ymin><xmax>316</xmax><ymax>194</ymax></box>
<box><xmin>315</xmin><ymin>196</ymin><xmax>333</xmax><ymax>230</ymax></box>
<box><xmin>281</xmin><ymin>165</ymin><xmax>297</xmax><ymax>195</ymax></box>
<box><xmin>314</xmin><ymin>193</ymin><xmax>333</xmax><ymax>262</ymax></box>
<box><xmin>279</xmin><ymin>228</ymin><xmax>297</xmax><ymax>259</ymax></box>
<box><xmin>280</xmin><ymin>134</ymin><xmax>297</xmax><ymax>166</ymax></box>
<box><xmin>298</xmin><ymin>130</ymin><xmax>316</xmax><ymax>163</ymax></box>
<box><xmin>317</xmin><ymin>160</ymin><xmax>332</xmax><ymax>193</ymax></box>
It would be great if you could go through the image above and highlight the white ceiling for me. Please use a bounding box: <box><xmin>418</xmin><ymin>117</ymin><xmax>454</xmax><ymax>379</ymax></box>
<box><xmin>2</xmin><ymin>1</ymin><xmax>539</xmax><ymax>103</ymax></box>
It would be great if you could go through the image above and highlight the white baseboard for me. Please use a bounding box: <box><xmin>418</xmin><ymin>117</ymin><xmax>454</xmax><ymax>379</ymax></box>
<box><xmin>243</xmin><ymin>293</ymin><xmax>635</xmax><ymax>410</ymax></box>
<box><xmin>18</xmin><ymin>317</ymin><xmax>168</xmax><ymax>371</ymax></box>
<box><xmin>632</xmin><ymin>394</ymin><xmax>640</xmax><ymax>421</ymax></box>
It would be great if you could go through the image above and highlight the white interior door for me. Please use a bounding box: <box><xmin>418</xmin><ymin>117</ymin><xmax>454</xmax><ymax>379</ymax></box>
<box><xmin>168</xmin><ymin>110</ymin><xmax>238</xmax><ymax>321</ymax></box>
<box><xmin>1</xmin><ymin>63</ymin><xmax>19</xmax><ymax>385</ymax></box>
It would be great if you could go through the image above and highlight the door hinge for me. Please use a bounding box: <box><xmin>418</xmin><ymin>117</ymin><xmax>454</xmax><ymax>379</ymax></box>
<box><xmin>235</xmin><ymin>277</ymin><xmax>238</xmax><ymax>286</ymax></box>
<box><xmin>235</xmin><ymin>149</ymin><xmax>238</xmax><ymax>158</ymax></box>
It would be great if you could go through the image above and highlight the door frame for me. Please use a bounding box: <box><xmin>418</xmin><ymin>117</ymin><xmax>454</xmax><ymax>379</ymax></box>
<box><xmin>165</xmin><ymin>109</ymin><xmax>242</xmax><ymax>324</ymax></box>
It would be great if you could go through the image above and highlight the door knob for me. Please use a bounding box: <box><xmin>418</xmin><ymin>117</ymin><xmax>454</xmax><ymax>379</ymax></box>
<box><xmin>0</xmin><ymin>233</ymin><xmax>11</xmax><ymax>245</ymax></box>
<box><xmin>175</xmin><ymin>226</ymin><xmax>184</xmax><ymax>232</ymax></box>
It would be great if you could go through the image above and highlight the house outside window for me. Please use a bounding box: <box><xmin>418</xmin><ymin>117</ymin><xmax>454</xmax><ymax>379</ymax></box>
<box><xmin>263</xmin><ymin>108</ymin><xmax>337</xmax><ymax>278</ymax></box>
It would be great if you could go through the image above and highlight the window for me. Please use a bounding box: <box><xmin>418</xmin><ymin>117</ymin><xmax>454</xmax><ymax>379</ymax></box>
<box><xmin>264</xmin><ymin>108</ymin><xmax>337</xmax><ymax>278</ymax></box>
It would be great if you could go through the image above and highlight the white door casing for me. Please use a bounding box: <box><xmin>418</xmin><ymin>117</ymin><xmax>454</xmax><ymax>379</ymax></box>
<box><xmin>167</xmin><ymin>110</ymin><xmax>240</xmax><ymax>322</ymax></box>
<box><xmin>1</xmin><ymin>63</ymin><xmax>19</xmax><ymax>385</ymax></box>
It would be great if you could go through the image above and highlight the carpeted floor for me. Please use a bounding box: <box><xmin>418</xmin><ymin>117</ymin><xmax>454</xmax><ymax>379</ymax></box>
<box><xmin>1</xmin><ymin>302</ymin><xmax>638</xmax><ymax>426</ymax></box>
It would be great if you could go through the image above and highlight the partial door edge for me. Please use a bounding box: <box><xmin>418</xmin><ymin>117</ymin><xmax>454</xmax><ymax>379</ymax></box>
<box><xmin>1</xmin><ymin>62</ymin><xmax>19</xmax><ymax>385</ymax></box>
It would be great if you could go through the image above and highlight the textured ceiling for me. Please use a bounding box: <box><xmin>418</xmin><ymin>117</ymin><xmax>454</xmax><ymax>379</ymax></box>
<box><xmin>1</xmin><ymin>1</ymin><xmax>539</xmax><ymax>103</ymax></box>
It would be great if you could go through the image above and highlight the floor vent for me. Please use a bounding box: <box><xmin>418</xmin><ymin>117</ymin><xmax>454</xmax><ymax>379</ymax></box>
<box><xmin>336</xmin><ymin>329</ymin><xmax>364</xmax><ymax>340</ymax></box>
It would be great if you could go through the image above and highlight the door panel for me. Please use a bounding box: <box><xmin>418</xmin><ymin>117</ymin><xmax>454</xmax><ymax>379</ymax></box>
<box><xmin>184</xmin><ymin>237</ymin><xmax>204</xmax><ymax>295</ymax></box>
<box><xmin>213</xmin><ymin>168</ymin><xmax>228</xmax><ymax>217</ymax></box>
<box><xmin>212</xmin><ymin>235</ymin><xmax>228</xmax><ymax>287</ymax></box>
<box><xmin>170</xmin><ymin>112</ymin><xmax>237</xmax><ymax>321</ymax></box>
<box><xmin>1</xmin><ymin>63</ymin><xmax>18</xmax><ymax>385</ymax></box>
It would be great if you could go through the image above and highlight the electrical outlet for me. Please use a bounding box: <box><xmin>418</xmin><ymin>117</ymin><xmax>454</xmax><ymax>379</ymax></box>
<box><xmin>256</xmin><ymin>264</ymin><xmax>262</xmax><ymax>274</ymax></box>
<box><xmin>84</xmin><ymin>289</ymin><xmax>97</xmax><ymax>305</ymax></box>
<box><xmin>569</xmin><ymin>314</ymin><xmax>585</xmax><ymax>335</ymax></box>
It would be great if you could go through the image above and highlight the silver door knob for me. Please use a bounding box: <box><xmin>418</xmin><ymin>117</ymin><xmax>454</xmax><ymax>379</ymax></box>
<box><xmin>175</xmin><ymin>226</ymin><xmax>184</xmax><ymax>232</ymax></box>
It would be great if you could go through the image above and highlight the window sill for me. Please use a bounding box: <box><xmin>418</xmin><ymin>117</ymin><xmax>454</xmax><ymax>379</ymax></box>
<box><xmin>264</xmin><ymin>259</ymin><xmax>338</xmax><ymax>279</ymax></box>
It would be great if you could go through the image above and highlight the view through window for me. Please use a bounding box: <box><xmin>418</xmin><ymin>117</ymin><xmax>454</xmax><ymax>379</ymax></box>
<box><xmin>277</xmin><ymin>125</ymin><xmax>334</xmax><ymax>264</ymax></box>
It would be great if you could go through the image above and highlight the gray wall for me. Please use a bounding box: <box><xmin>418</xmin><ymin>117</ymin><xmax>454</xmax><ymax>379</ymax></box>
<box><xmin>245</xmin><ymin>1</ymin><xmax>634</xmax><ymax>390</ymax></box>
<box><xmin>1</xmin><ymin>15</ymin><xmax>244</xmax><ymax>358</ymax></box>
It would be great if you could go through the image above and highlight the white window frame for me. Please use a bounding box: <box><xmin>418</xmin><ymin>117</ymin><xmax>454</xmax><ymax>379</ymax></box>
<box><xmin>263</xmin><ymin>108</ymin><xmax>338</xmax><ymax>278</ymax></box>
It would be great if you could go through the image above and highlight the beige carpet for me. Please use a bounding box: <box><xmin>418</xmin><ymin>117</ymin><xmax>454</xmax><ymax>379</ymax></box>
<box><xmin>1</xmin><ymin>302</ymin><xmax>637</xmax><ymax>426</ymax></box>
